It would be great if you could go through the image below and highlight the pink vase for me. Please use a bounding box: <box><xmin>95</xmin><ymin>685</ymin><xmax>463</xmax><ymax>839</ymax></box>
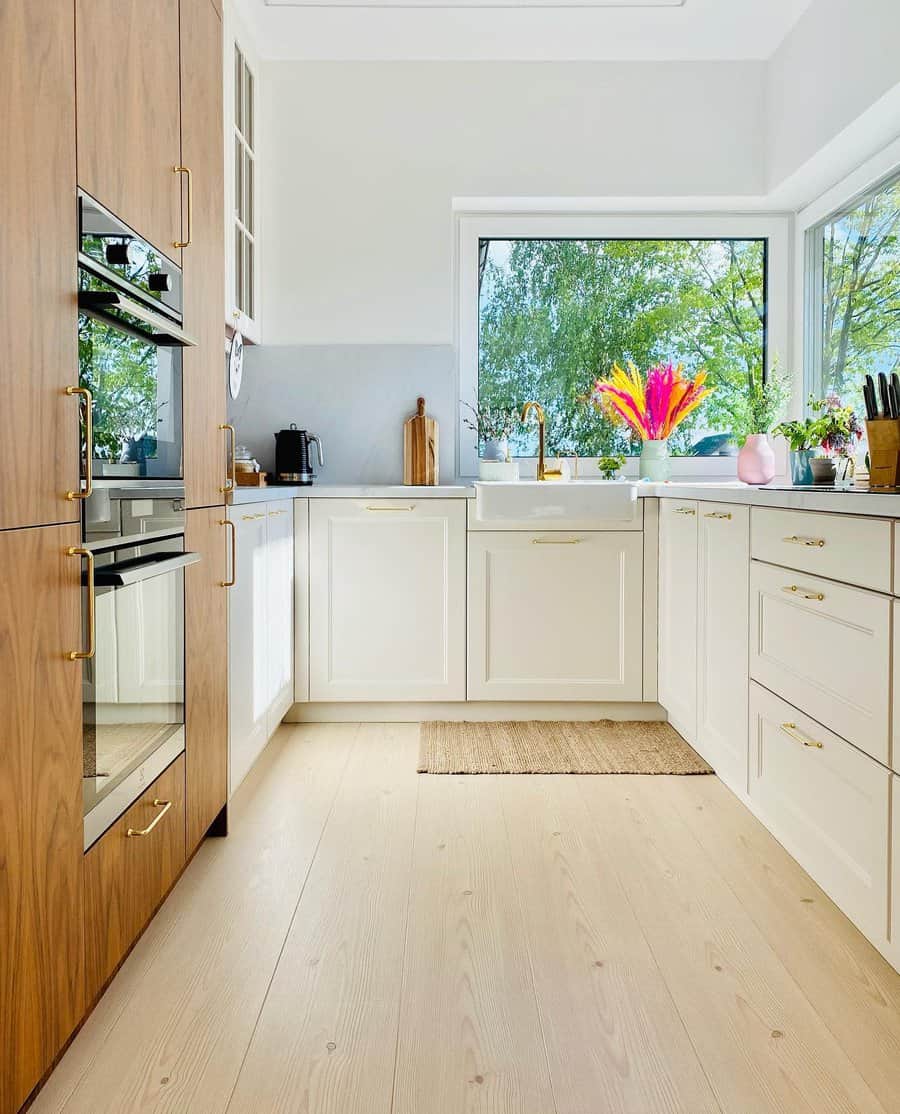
<box><xmin>737</xmin><ymin>433</ymin><xmax>776</xmax><ymax>485</ymax></box>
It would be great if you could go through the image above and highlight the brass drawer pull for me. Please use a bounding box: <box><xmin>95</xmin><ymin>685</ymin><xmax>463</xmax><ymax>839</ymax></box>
<box><xmin>532</xmin><ymin>537</ymin><xmax>581</xmax><ymax>545</ymax></box>
<box><xmin>781</xmin><ymin>722</ymin><xmax>824</xmax><ymax>749</ymax></box>
<box><xmin>67</xmin><ymin>546</ymin><xmax>96</xmax><ymax>660</ymax></box>
<box><xmin>674</xmin><ymin>506</ymin><xmax>696</xmax><ymax>516</ymax></box>
<box><xmin>781</xmin><ymin>584</ymin><xmax>825</xmax><ymax>601</ymax></box>
<box><xmin>365</xmin><ymin>505</ymin><xmax>415</xmax><ymax>512</ymax></box>
<box><xmin>66</xmin><ymin>386</ymin><xmax>94</xmax><ymax>501</ymax></box>
<box><xmin>783</xmin><ymin>534</ymin><xmax>825</xmax><ymax>548</ymax></box>
<box><xmin>219</xmin><ymin>519</ymin><xmax>236</xmax><ymax>588</ymax></box>
<box><xmin>241</xmin><ymin>512</ymin><xmax>265</xmax><ymax>521</ymax></box>
<box><xmin>268</xmin><ymin>508</ymin><xmax>286</xmax><ymax>516</ymax></box>
<box><xmin>173</xmin><ymin>165</ymin><xmax>192</xmax><ymax>248</ymax></box>
<box><xmin>704</xmin><ymin>511</ymin><xmax>732</xmax><ymax>520</ymax></box>
<box><xmin>219</xmin><ymin>423</ymin><xmax>236</xmax><ymax>493</ymax></box>
<box><xmin>126</xmin><ymin>798</ymin><xmax>173</xmax><ymax>837</ymax></box>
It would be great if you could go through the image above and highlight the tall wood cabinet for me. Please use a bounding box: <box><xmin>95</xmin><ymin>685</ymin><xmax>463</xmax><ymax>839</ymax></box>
<box><xmin>0</xmin><ymin>0</ymin><xmax>79</xmax><ymax>533</ymax></box>
<box><xmin>0</xmin><ymin>524</ymin><xmax>84</xmax><ymax>1114</ymax></box>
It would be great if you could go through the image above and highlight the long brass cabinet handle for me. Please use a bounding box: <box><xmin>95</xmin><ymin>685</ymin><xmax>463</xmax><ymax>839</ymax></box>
<box><xmin>532</xmin><ymin>537</ymin><xmax>581</xmax><ymax>545</ymax></box>
<box><xmin>365</xmin><ymin>505</ymin><xmax>415</xmax><ymax>512</ymax></box>
<box><xmin>173</xmin><ymin>166</ymin><xmax>192</xmax><ymax>248</ymax></box>
<box><xmin>126</xmin><ymin>799</ymin><xmax>173</xmax><ymax>837</ymax></box>
<box><xmin>66</xmin><ymin>386</ymin><xmax>93</xmax><ymax>501</ymax></box>
<box><xmin>781</xmin><ymin>722</ymin><xmax>824</xmax><ymax>749</ymax></box>
<box><xmin>781</xmin><ymin>584</ymin><xmax>825</xmax><ymax>601</ymax></box>
<box><xmin>783</xmin><ymin>534</ymin><xmax>825</xmax><ymax>548</ymax></box>
<box><xmin>674</xmin><ymin>507</ymin><xmax>696</xmax><ymax>516</ymax></box>
<box><xmin>220</xmin><ymin>519</ymin><xmax>236</xmax><ymax>587</ymax></box>
<box><xmin>704</xmin><ymin>511</ymin><xmax>732</xmax><ymax>520</ymax></box>
<box><xmin>219</xmin><ymin>423</ymin><xmax>236</xmax><ymax>492</ymax></box>
<box><xmin>67</xmin><ymin>546</ymin><xmax>95</xmax><ymax>660</ymax></box>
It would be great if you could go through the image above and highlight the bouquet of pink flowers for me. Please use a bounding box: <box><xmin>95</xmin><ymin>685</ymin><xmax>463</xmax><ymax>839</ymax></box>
<box><xmin>590</xmin><ymin>361</ymin><xmax>712</xmax><ymax>441</ymax></box>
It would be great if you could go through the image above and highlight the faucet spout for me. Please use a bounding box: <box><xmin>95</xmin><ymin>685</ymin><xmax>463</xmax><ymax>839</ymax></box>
<box><xmin>521</xmin><ymin>401</ymin><xmax>546</xmax><ymax>481</ymax></box>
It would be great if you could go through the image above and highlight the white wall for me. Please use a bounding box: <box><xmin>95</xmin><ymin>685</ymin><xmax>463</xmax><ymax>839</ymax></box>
<box><xmin>260</xmin><ymin>60</ymin><xmax>766</xmax><ymax>345</ymax></box>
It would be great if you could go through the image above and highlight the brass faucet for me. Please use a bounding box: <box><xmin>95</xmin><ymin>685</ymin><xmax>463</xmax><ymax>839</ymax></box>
<box><xmin>520</xmin><ymin>401</ymin><xmax>547</xmax><ymax>480</ymax></box>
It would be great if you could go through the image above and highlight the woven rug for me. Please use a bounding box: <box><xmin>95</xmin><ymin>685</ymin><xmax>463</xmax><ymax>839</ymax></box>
<box><xmin>418</xmin><ymin>720</ymin><xmax>713</xmax><ymax>775</ymax></box>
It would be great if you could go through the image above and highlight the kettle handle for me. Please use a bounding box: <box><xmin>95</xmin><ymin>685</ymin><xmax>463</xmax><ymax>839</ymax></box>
<box><xmin>307</xmin><ymin>433</ymin><xmax>325</xmax><ymax>470</ymax></box>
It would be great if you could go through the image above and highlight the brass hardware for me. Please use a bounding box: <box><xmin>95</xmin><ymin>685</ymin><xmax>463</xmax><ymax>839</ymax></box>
<box><xmin>126</xmin><ymin>798</ymin><xmax>173</xmax><ymax>837</ymax></box>
<box><xmin>781</xmin><ymin>722</ymin><xmax>824</xmax><ymax>749</ymax></box>
<box><xmin>783</xmin><ymin>535</ymin><xmax>826</xmax><ymax>548</ymax></box>
<box><xmin>704</xmin><ymin>511</ymin><xmax>732</xmax><ymax>520</ymax></box>
<box><xmin>532</xmin><ymin>537</ymin><xmax>582</xmax><ymax>545</ymax></box>
<box><xmin>520</xmin><ymin>401</ymin><xmax>547</xmax><ymax>481</ymax></box>
<box><xmin>65</xmin><ymin>386</ymin><xmax>93</xmax><ymax>501</ymax></box>
<box><xmin>781</xmin><ymin>584</ymin><xmax>825</xmax><ymax>601</ymax></box>
<box><xmin>219</xmin><ymin>423</ymin><xmax>236</xmax><ymax>492</ymax></box>
<box><xmin>232</xmin><ymin>307</ymin><xmax>242</xmax><ymax>320</ymax></box>
<box><xmin>241</xmin><ymin>512</ymin><xmax>265</xmax><ymax>521</ymax></box>
<box><xmin>674</xmin><ymin>506</ymin><xmax>696</xmax><ymax>516</ymax></box>
<box><xmin>268</xmin><ymin>509</ymin><xmax>286</xmax><ymax>516</ymax></box>
<box><xmin>365</xmin><ymin>505</ymin><xmax>415</xmax><ymax>512</ymax></box>
<box><xmin>67</xmin><ymin>546</ymin><xmax>96</xmax><ymax>660</ymax></box>
<box><xmin>173</xmin><ymin>166</ymin><xmax>193</xmax><ymax>248</ymax></box>
<box><xmin>571</xmin><ymin>451</ymin><xmax>579</xmax><ymax>480</ymax></box>
<box><xmin>220</xmin><ymin>519</ymin><xmax>236</xmax><ymax>588</ymax></box>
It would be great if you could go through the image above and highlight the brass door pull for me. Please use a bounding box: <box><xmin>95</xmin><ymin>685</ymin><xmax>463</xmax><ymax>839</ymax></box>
<box><xmin>67</xmin><ymin>546</ymin><xmax>96</xmax><ymax>660</ymax></box>
<box><xmin>783</xmin><ymin>535</ymin><xmax>826</xmax><ymax>548</ymax></box>
<box><xmin>365</xmin><ymin>505</ymin><xmax>415</xmax><ymax>512</ymax></box>
<box><xmin>704</xmin><ymin>511</ymin><xmax>732</xmax><ymax>520</ymax></box>
<box><xmin>66</xmin><ymin>386</ymin><xmax>93</xmax><ymax>501</ymax></box>
<box><xmin>173</xmin><ymin>166</ymin><xmax>192</xmax><ymax>248</ymax></box>
<box><xmin>781</xmin><ymin>584</ymin><xmax>825</xmax><ymax>601</ymax></box>
<box><xmin>219</xmin><ymin>423</ymin><xmax>236</xmax><ymax>493</ymax></box>
<box><xmin>781</xmin><ymin>722</ymin><xmax>824</xmax><ymax>749</ymax></box>
<box><xmin>220</xmin><ymin>519</ymin><xmax>236</xmax><ymax>588</ymax></box>
<box><xmin>126</xmin><ymin>799</ymin><xmax>173</xmax><ymax>837</ymax></box>
<box><xmin>532</xmin><ymin>537</ymin><xmax>582</xmax><ymax>545</ymax></box>
<box><xmin>674</xmin><ymin>507</ymin><xmax>696</xmax><ymax>516</ymax></box>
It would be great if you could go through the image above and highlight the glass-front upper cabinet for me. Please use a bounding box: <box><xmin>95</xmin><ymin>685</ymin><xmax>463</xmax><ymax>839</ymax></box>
<box><xmin>226</xmin><ymin>26</ymin><xmax>260</xmax><ymax>342</ymax></box>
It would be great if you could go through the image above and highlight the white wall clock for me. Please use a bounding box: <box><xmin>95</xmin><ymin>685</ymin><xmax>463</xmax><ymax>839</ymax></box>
<box><xmin>228</xmin><ymin>331</ymin><xmax>244</xmax><ymax>401</ymax></box>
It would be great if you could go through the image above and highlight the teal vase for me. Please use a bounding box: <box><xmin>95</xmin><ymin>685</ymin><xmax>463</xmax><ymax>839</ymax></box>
<box><xmin>639</xmin><ymin>439</ymin><xmax>670</xmax><ymax>481</ymax></box>
<box><xmin>790</xmin><ymin>449</ymin><xmax>815</xmax><ymax>486</ymax></box>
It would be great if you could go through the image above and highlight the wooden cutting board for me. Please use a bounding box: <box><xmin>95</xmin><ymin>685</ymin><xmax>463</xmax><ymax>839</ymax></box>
<box><xmin>403</xmin><ymin>397</ymin><xmax>439</xmax><ymax>485</ymax></box>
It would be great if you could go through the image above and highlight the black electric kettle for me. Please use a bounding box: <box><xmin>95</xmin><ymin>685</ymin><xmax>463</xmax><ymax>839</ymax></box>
<box><xmin>273</xmin><ymin>424</ymin><xmax>325</xmax><ymax>485</ymax></box>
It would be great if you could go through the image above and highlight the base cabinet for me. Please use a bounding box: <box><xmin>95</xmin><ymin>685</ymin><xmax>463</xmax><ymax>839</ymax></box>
<box><xmin>467</xmin><ymin>531</ymin><xmax>643</xmax><ymax>701</ymax></box>
<box><xmin>309</xmin><ymin>500</ymin><xmax>466</xmax><ymax>702</ymax></box>
<box><xmin>658</xmin><ymin>501</ymin><xmax>698</xmax><ymax>740</ymax></box>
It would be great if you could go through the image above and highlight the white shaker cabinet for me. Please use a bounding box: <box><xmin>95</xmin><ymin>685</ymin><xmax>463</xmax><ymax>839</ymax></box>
<box><xmin>308</xmin><ymin>499</ymin><xmax>466</xmax><ymax>702</ymax></box>
<box><xmin>467</xmin><ymin>531</ymin><xmax>643</xmax><ymax>701</ymax></box>
<box><xmin>696</xmin><ymin>502</ymin><xmax>750</xmax><ymax>793</ymax></box>
<box><xmin>265</xmin><ymin>504</ymin><xmax>295</xmax><ymax>736</ymax></box>
<box><xmin>658</xmin><ymin>500</ymin><xmax>699</xmax><ymax>742</ymax></box>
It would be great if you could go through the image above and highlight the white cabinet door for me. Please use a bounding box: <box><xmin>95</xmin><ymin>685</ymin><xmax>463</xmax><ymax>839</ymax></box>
<box><xmin>228</xmin><ymin>508</ymin><xmax>269</xmax><ymax>795</ymax></box>
<box><xmin>696</xmin><ymin>502</ymin><xmax>749</xmax><ymax>792</ymax></box>
<box><xmin>658</xmin><ymin>500</ymin><xmax>698</xmax><ymax>742</ymax></box>
<box><xmin>265</xmin><ymin>503</ymin><xmax>294</xmax><ymax>735</ymax></box>
<box><xmin>890</xmin><ymin>775</ymin><xmax>900</xmax><ymax>966</ymax></box>
<box><xmin>309</xmin><ymin>499</ymin><xmax>466</xmax><ymax>702</ymax></box>
<box><xmin>467</xmin><ymin>531</ymin><xmax>643</xmax><ymax>702</ymax></box>
<box><xmin>294</xmin><ymin>499</ymin><xmax>310</xmax><ymax>703</ymax></box>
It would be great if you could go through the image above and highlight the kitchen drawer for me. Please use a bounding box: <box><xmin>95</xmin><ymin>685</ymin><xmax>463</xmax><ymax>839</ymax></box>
<box><xmin>749</xmin><ymin>683</ymin><xmax>889</xmax><ymax>945</ymax></box>
<box><xmin>750</xmin><ymin>560</ymin><xmax>891</xmax><ymax>765</ymax></box>
<box><xmin>751</xmin><ymin>507</ymin><xmax>891</xmax><ymax>593</ymax></box>
<box><xmin>84</xmin><ymin>756</ymin><xmax>186</xmax><ymax>1002</ymax></box>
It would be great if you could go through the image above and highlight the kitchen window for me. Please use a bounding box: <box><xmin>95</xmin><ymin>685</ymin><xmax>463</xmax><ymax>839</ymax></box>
<box><xmin>804</xmin><ymin>169</ymin><xmax>900</xmax><ymax>419</ymax></box>
<box><xmin>457</xmin><ymin>212</ymin><xmax>790</xmax><ymax>477</ymax></box>
<box><xmin>232</xmin><ymin>42</ymin><xmax>258</xmax><ymax>334</ymax></box>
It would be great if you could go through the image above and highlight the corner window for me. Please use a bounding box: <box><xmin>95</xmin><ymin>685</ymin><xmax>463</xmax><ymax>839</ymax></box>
<box><xmin>233</xmin><ymin>44</ymin><xmax>256</xmax><ymax>323</ymax></box>
<box><xmin>805</xmin><ymin>171</ymin><xmax>900</xmax><ymax>417</ymax></box>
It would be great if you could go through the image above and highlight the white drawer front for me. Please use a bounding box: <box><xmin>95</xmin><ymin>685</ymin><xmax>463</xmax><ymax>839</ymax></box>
<box><xmin>751</xmin><ymin>507</ymin><xmax>892</xmax><ymax>593</ymax></box>
<box><xmin>749</xmin><ymin>560</ymin><xmax>891</xmax><ymax>765</ymax></box>
<box><xmin>749</xmin><ymin>682</ymin><xmax>889</xmax><ymax>946</ymax></box>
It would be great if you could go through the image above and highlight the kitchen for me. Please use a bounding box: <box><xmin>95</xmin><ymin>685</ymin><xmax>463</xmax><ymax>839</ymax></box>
<box><xmin>3</xmin><ymin>1</ymin><xmax>900</xmax><ymax>1112</ymax></box>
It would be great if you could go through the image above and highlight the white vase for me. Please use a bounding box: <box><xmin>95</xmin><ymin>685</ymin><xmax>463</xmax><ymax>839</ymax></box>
<box><xmin>639</xmin><ymin>439</ymin><xmax>670</xmax><ymax>481</ymax></box>
<box><xmin>737</xmin><ymin>433</ymin><xmax>776</xmax><ymax>485</ymax></box>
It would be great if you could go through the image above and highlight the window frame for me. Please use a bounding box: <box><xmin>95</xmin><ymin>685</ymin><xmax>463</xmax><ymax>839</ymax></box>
<box><xmin>455</xmin><ymin>211</ymin><xmax>791</xmax><ymax>480</ymax></box>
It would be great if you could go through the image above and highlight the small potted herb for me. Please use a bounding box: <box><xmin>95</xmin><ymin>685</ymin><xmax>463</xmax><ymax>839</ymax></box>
<box><xmin>461</xmin><ymin>401</ymin><xmax>519</xmax><ymax>462</ymax></box>
<box><xmin>598</xmin><ymin>454</ymin><xmax>626</xmax><ymax>481</ymax></box>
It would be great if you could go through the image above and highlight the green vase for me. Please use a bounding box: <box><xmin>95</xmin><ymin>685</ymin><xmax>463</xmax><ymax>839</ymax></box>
<box><xmin>639</xmin><ymin>439</ymin><xmax>670</xmax><ymax>481</ymax></box>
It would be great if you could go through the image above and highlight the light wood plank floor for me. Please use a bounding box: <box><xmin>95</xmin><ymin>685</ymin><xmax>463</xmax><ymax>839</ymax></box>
<box><xmin>33</xmin><ymin>723</ymin><xmax>900</xmax><ymax>1114</ymax></box>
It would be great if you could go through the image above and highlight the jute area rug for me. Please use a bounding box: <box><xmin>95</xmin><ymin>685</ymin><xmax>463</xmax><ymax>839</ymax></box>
<box><xmin>418</xmin><ymin>720</ymin><xmax>713</xmax><ymax>775</ymax></box>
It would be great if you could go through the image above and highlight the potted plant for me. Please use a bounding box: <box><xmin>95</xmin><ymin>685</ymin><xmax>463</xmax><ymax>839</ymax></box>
<box><xmin>598</xmin><ymin>454</ymin><xmax>626</xmax><ymax>481</ymax></box>
<box><xmin>814</xmin><ymin>394</ymin><xmax>863</xmax><ymax>483</ymax></box>
<box><xmin>588</xmin><ymin>361</ymin><xmax>712</xmax><ymax>481</ymax></box>
<box><xmin>461</xmin><ymin>401</ymin><xmax>519</xmax><ymax>463</ymax></box>
<box><xmin>772</xmin><ymin>414</ymin><xmax>823</xmax><ymax>486</ymax></box>
<box><xmin>732</xmin><ymin>364</ymin><xmax>789</xmax><ymax>485</ymax></box>
<box><xmin>774</xmin><ymin>394</ymin><xmax>863</xmax><ymax>486</ymax></box>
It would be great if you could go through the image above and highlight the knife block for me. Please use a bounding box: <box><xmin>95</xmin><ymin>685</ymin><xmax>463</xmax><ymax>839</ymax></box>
<box><xmin>865</xmin><ymin>418</ymin><xmax>900</xmax><ymax>487</ymax></box>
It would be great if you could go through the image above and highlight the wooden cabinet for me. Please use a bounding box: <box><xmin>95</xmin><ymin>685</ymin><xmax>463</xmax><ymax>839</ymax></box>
<box><xmin>658</xmin><ymin>500</ymin><xmax>699</xmax><ymax>741</ymax></box>
<box><xmin>0</xmin><ymin>523</ymin><xmax>84</xmax><ymax>1114</ymax></box>
<box><xmin>75</xmin><ymin>0</ymin><xmax>182</xmax><ymax>260</ymax></box>
<box><xmin>185</xmin><ymin>509</ymin><xmax>229</xmax><ymax>854</ymax></box>
<box><xmin>0</xmin><ymin>0</ymin><xmax>79</xmax><ymax>533</ymax></box>
<box><xmin>181</xmin><ymin>0</ymin><xmax>227</xmax><ymax>509</ymax></box>
<box><xmin>309</xmin><ymin>499</ymin><xmax>466</xmax><ymax>702</ymax></box>
<box><xmin>84</xmin><ymin>756</ymin><xmax>186</xmax><ymax>1004</ymax></box>
<box><xmin>467</xmin><ymin>530</ymin><xmax>643</xmax><ymax>702</ymax></box>
<box><xmin>265</xmin><ymin>506</ymin><xmax>295</xmax><ymax>734</ymax></box>
<box><xmin>696</xmin><ymin>503</ymin><xmax>750</xmax><ymax>793</ymax></box>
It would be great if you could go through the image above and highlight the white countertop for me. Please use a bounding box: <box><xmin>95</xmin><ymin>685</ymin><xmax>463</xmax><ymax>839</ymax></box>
<box><xmin>230</xmin><ymin>479</ymin><xmax>900</xmax><ymax>518</ymax></box>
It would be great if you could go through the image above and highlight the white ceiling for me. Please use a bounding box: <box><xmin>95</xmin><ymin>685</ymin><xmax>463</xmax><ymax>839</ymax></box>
<box><xmin>238</xmin><ymin>0</ymin><xmax>813</xmax><ymax>61</ymax></box>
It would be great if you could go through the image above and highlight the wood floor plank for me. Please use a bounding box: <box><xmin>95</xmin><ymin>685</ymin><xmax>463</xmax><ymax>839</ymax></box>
<box><xmin>392</xmin><ymin>773</ymin><xmax>556</xmax><ymax>1114</ymax></box>
<box><xmin>226</xmin><ymin>725</ymin><xmax>420</xmax><ymax>1114</ymax></box>
<box><xmin>32</xmin><ymin>725</ymin><xmax>356</xmax><ymax>1114</ymax></box>
<box><xmin>498</xmin><ymin>775</ymin><xmax>721</xmax><ymax>1114</ymax></box>
<box><xmin>666</xmin><ymin>773</ymin><xmax>900</xmax><ymax>1111</ymax></box>
<box><xmin>577</xmin><ymin>775</ymin><xmax>888</xmax><ymax>1114</ymax></box>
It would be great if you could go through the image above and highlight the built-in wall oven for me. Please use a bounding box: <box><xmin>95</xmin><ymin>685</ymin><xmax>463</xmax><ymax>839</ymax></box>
<box><xmin>75</xmin><ymin>192</ymin><xmax>200</xmax><ymax>849</ymax></box>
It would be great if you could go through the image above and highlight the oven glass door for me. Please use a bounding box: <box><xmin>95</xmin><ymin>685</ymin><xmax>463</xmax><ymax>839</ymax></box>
<box><xmin>82</xmin><ymin>537</ymin><xmax>186</xmax><ymax>847</ymax></box>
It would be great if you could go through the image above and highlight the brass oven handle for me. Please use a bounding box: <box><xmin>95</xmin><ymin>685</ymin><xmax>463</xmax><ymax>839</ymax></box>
<box><xmin>365</xmin><ymin>505</ymin><xmax>415</xmax><ymax>512</ymax></box>
<box><xmin>173</xmin><ymin>166</ymin><xmax>192</xmax><ymax>248</ymax></box>
<box><xmin>781</xmin><ymin>722</ymin><xmax>824</xmax><ymax>749</ymax></box>
<box><xmin>220</xmin><ymin>519</ymin><xmax>236</xmax><ymax>588</ymax></box>
<box><xmin>66</xmin><ymin>386</ymin><xmax>93</xmax><ymax>501</ymax></box>
<box><xmin>674</xmin><ymin>506</ymin><xmax>695</xmax><ymax>515</ymax></box>
<box><xmin>219</xmin><ymin>423</ymin><xmax>236</xmax><ymax>492</ymax></box>
<box><xmin>126</xmin><ymin>799</ymin><xmax>173</xmax><ymax>837</ymax></box>
<box><xmin>67</xmin><ymin>547</ymin><xmax>95</xmax><ymax>660</ymax></box>
<box><xmin>783</xmin><ymin>534</ymin><xmax>825</xmax><ymax>548</ymax></box>
<box><xmin>704</xmin><ymin>511</ymin><xmax>732</xmax><ymax>520</ymax></box>
<box><xmin>781</xmin><ymin>584</ymin><xmax>825</xmax><ymax>601</ymax></box>
<box><xmin>532</xmin><ymin>537</ymin><xmax>582</xmax><ymax>545</ymax></box>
